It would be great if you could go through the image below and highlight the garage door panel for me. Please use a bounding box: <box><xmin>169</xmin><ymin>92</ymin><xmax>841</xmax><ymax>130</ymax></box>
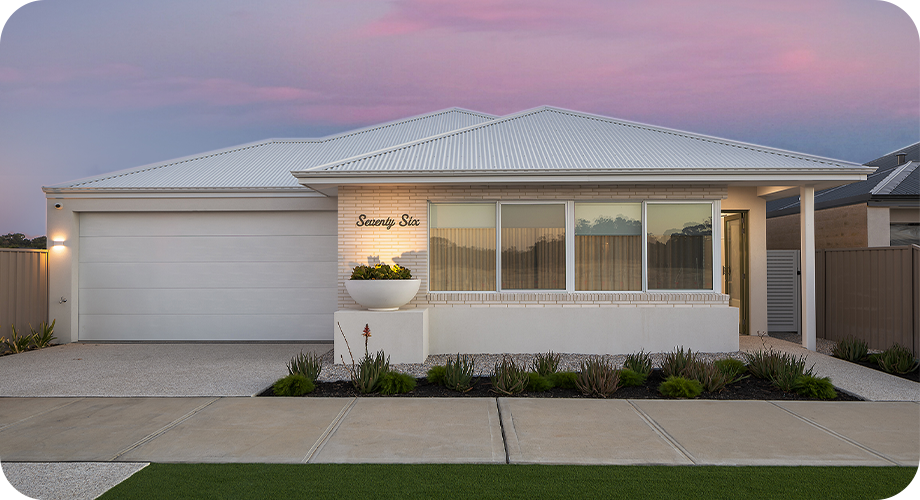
<box><xmin>79</xmin><ymin>314</ymin><xmax>333</xmax><ymax>341</ymax></box>
<box><xmin>79</xmin><ymin>262</ymin><xmax>337</xmax><ymax>289</ymax></box>
<box><xmin>80</xmin><ymin>235</ymin><xmax>336</xmax><ymax>263</ymax></box>
<box><xmin>80</xmin><ymin>211</ymin><xmax>336</xmax><ymax>237</ymax></box>
<box><xmin>80</xmin><ymin>288</ymin><xmax>336</xmax><ymax>315</ymax></box>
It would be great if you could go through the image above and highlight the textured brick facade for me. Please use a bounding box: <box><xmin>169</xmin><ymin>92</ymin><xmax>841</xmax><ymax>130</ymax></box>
<box><xmin>338</xmin><ymin>184</ymin><xmax>728</xmax><ymax>310</ymax></box>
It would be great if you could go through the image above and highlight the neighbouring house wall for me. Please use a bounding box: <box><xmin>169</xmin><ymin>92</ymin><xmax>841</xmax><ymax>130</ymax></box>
<box><xmin>866</xmin><ymin>206</ymin><xmax>891</xmax><ymax>247</ymax></box>
<box><xmin>338</xmin><ymin>184</ymin><xmax>739</xmax><ymax>354</ymax></box>
<box><xmin>722</xmin><ymin>186</ymin><xmax>767</xmax><ymax>336</ymax></box>
<box><xmin>767</xmin><ymin>203</ymin><xmax>869</xmax><ymax>250</ymax></box>
<box><xmin>890</xmin><ymin>208</ymin><xmax>920</xmax><ymax>224</ymax></box>
<box><xmin>45</xmin><ymin>192</ymin><xmax>337</xmax><ymax>343</ymax></box>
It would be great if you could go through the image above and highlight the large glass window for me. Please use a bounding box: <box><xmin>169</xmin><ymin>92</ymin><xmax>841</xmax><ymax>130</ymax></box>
<box><xmin>574</xmin><ymin>203</ymin><xmax>642</xmax><ymax>291</ymax></box>
<box><xmin>501</xmin><ymin>204</ymin><xmax>565</xmax><ymax>290</ymax></box>
<box><xmin>646</xmin><ymin>203</ymin><xmax>713</xmax><ymax>290</ymax></box>
<box><xmin>429</xmin><ymin>204</ymin><xmax>496</xmax><ymax>291</ymax></box>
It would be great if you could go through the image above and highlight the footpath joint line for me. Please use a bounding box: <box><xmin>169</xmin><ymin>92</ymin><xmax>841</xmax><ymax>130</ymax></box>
<box><xmin>767</xmin><ymin>401</ymin><xmax>901</xmax><ymax>466</ymax></box>
<box><xmin>302</xmin><ymin>397</ymin><xmax>358</xmax><ymax>463</ymax></box>
<box><xmin>0</xmin><ymin>398</ymin><xmax>84</xmax><ymax>433</ymax></box>
<box><xmin>626</xmin><ymin>400</ymin><xmax>698</xmax><ymax>465</ymax></box>
<box><xmin>108</xmin><ymin>397</ymin><xmax>220</xmax><ymax>462</ymax></box>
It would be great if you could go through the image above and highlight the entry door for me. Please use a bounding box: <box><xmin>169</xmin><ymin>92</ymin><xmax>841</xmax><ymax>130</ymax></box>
<box><xmin>722</xmin><ymin>212</ymin><xmax>749</xmax><ymax>335</ymax></box>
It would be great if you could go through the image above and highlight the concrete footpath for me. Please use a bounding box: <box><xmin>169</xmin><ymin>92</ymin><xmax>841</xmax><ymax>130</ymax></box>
<box><xmin>1</xmin><ymin>397</ymin><xmax>917</xmax><ymax>467</ymax></box>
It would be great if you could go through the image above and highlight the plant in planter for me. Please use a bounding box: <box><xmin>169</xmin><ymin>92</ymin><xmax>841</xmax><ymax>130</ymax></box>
<box><xmin>345</xmin><ymin>264</ymin><xmax>421</xmax><ymax>311</ymax></box>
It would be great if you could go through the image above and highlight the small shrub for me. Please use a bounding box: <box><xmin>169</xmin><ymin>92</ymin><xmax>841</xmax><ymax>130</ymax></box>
<box><xmin>2</xmin><ymin>325</ymin><xmax>33</xmax><ymax>354</ymax></box>
<box><xmin>876</xmin><ymin>344</ymin><xmax>920</xmax><ymax>375</ymax></box>
<box><xmin>273</xmin><ymin>374</ymin><xmax>315</xmax><ymax>397</ymax></box>
<box><xmin>658</xmin><ymin>376</ymin><xmax>703</xmax><ymax>399</ymax></box>
<box><xmin>793</xmin><ymin>375</ymin><xmax>837</xmax><ymax>400</ymax></box>
<box><xmin>714</xmin><ymin>358</ymin><xmax>748</xmax><ymax>384</ymax></box>
<box><xmin>531</xmin><ymin>351</ymin><xmax>561</xmax><ymax>377</ymax></box>
<box><xmin>350</xmin><ymin>263</ymin><xmax>412</xmax><ymax>280</ymax></box>
<box><xmin>444</xmin><ymin>353</ymin><xmax>475</xmax><ymax>392</ymax></box>
<box><xmin>623</xmin><ymin>350</ymin><xmax>653</xmax><ymax>378</ymax></box>
<box><xmin>491</xmin><ymin>356</ymin><xmax>528</xmax><ymax>395</ymax></box>
<box><xmin>743</xmin><ymin>349</ymin><xmax>784</xmax><ymax>380</ymax></box>
<box><xmin>832</xmin><ymin>336</ymin><xmax>869</xmax><ymax>362</ymax></box>
<box><xmin>661</xmin><ymin>347</ymin><xmax>698</xmax><ymax>379</ymax></box>
<box><xmin>30</xmin><ymin>320</ymin><xmax>56</xmax><ymax>349</ymax></box>
<box><xmin>288</xmin><ymin>349</ymin><xmax>322</xmax><ymax>381</ymax></box>
<box><xmin>618</xmin><ymin>368</ymin><xmax>647</xmax><ymax>387</ymax></box>
<box><xmin>575</xmin><ymin>357</ymin><xmax>620</xmax><ymax>398</ymax></box>
<box><xmin>426</xmin><ymin>365</ymin><xmax>447</xmax><ymax>385</ymax></box>
<box><xmin>525</xmin><ymin>372</ymin><xmax>554</xmax><ymax>392</ymax></box>
<box><xmin>353</xmin><ymin>351</ymin><xmax>390</xmax><ymax>394</ymax></box>
<box><xmin>379</xmin><ymin>371</ymin><xmax>417</xmax><ymax>395</ymax></box>
<box><xmin>547</xmin><ymin>371</ymin><xmax>578</xmax><ymax>389</ymax></box>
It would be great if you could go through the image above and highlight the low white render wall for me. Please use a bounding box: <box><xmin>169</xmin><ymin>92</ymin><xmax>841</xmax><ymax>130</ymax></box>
<box><xmin>335</xmin><ymin>309</ymin><xmax>429</xmax><ymax>364</ymax></box>
<box><xmin>425</xmin><ymin>293</ymin><xmax>738</xmax><ymax>355</ymax></box>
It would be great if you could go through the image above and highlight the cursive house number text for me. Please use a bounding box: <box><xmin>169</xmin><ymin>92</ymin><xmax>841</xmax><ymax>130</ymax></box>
<box><xmin>356</xmin><ymin>214</ymin><xmax>420</xmax><ymax>230</ymax></box>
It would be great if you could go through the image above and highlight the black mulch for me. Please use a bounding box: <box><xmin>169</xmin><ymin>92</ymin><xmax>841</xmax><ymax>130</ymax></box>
<box><xmin>258</xmin><ymin>369</ymin><xmax>862</xmax><ymax>401</ymax></box>
<box><xmin>847</xmin><ymin>359</ymin><xmax>919</xmax><ymax>383</ymax></box>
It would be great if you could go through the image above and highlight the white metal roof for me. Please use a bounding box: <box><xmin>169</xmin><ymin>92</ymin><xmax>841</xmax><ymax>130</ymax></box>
<box><xmin>296</xmin><ymin>106</ymin><xmax>872</xmax><ymax>177</ymax></box>
<box><xmin>44</xmin><ymin>108</ymin><xmax>496</xmax><ymax>191</ymax></box>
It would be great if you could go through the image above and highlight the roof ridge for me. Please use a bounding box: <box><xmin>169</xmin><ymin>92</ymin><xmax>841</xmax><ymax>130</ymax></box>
<box><xmin>864</xmin><ymin>141</ymin><xmax>920</xmax><ymax>165</ymax></box>
<box><xmin>305</xmin><ymin>105</ymin><xmax>862</xmax><ymax>173</ymax></box>
<box><xmin>870</xmin><ymin>161</ymin><xmax>919</xmax><ymax>195</ymax></box>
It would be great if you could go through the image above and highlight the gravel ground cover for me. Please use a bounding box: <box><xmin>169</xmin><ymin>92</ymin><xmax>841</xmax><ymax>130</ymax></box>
<box><xmin>2</xmin><ymin>462</ymin><xmax>147</xmax><ymax>500</ymax></box>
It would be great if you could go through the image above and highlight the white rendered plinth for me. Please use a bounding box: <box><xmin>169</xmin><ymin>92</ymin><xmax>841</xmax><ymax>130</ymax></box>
<box><xmin>334</xmin><ymin>308</ymin><xmax>429</xmax><ymax>365</ymax></box>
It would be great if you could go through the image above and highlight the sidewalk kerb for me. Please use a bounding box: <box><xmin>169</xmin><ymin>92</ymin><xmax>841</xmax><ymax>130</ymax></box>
<box><xmin>0</xmin><ymin>399</ymin><xmax>84</xmax><ymax>433</ymax></box>
<box><xmin>496</xmin><ymin>398</ymin><xmax>520</xmax><ymax>464</ymax></box>
<box><xmin>302</xmin><ymin>397</ymin><xmax>357</xmax><ymax>463</ymax></box>
<box><xmin>768</xmin><ymin>401</ymin><xmax>902</xmax><ymax>466</ymax></box>
<box><xmin>108</xmin><ymin>398</ymin><xmax>220</xmax><ymax>462</ymax></box>
<box><xmin>626</xmin><ymin>400</ymin><xmax>698</xmax><ymax>465</ymax></box>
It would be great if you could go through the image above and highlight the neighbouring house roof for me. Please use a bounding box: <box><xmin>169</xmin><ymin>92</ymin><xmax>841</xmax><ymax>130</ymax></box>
<box><xmin>43</xmin><ymin>108</ymin><xmax>497</xmax><ymax>192</ymax></box>
<box><xmin>293</xmin><ymin>106</ymin><xmax>873</xmax><ymax>189</ymax></box>
<box><xmin>767</xmin><ymin>141</ymin><xmax>920</xmax><ymax>217</ymax></box>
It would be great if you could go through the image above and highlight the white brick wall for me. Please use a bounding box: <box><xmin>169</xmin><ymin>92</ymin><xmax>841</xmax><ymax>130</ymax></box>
<box><xmin>338</xmin><ymin>184</ymin><xmax>729</xmax><ymax>310</ymax></box>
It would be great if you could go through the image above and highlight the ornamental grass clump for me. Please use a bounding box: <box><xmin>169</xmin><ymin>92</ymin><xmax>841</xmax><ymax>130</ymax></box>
<box><xmin>379</xmin><ymin>371</ymin><xmax>417</xmax><ymax>395</ymax></box>
<box><xmin>426</xmin><ymin>365</ymin><xmax>447</xmax><ymax>385</ymax></box>
<box><xmin>2</xmin><ymin>325</ymin><xmax>33</xmax><ymax>354</ymax></box>
<box><xmin>30</xmin><ymin>320</ymin><xmax>56</xmax><ymax>349</ymax></box>
<box><xmin>623</xmin><ymin>350</ymin><xmax>653</xmax><ymax>378</ymax></box>
<box><xmin>694</xmin><ymin>361</ymin><xmax>731</xmax><ymax>393</ymax></box>
<box><xmin>714</xmin><ymin>358</ymin><xmax>748</xmax><ymax>384</ymax></box>
<box><xmin>832</xmin><ymin>336</ymin><xmax>869</xmax><ymax>362</ymax></box>
<box><xmin>575</xmin><ymin>357</ymin><xmax>620</xmax><ymax>398</ymax></box>
<box><xmin>272</xmin><ymin>374</ymin><xmax>315</xmax><ymax>397</ymax></box>
<box><xmin>444</xmin><ymin>353</ymin><xmax>475</xmax><ymax>392</ymax></box>
<box><xmin>743</xmin><ymin>348</ymin><xmax>784</xmax><ymax>380</ymax></box>
<box><xmin>491</xmin><ymin>356</ymin><xmax>528</xmax><ymax>395</ymax></box>
<box><xmin>876</xmin><ymin>344</ymin><xmax>920</xmax><ymax>375</ymax></box>
<box><xmin>658</xmin><ymin>376</ymin><xmax>703</xmax><ymax>399</ymax></box>
<box><xmin>769</xmin><ymin>353</ymin><xmax>814</xmax><ymax>392</ymax></box>
<box><xmin>531</xmin><ymin>351</ymin><xmax>561</xmax><ymax>377</ymax></box>
<box><xmin>792</xmin><ymin>375</ymin><xmax>837</xmax><ymax>400</ymax></box>
<box><xmin>288</xmin><ymin>350</ymin><xmax>322</xmax><ymax>381</ymax></box>
<box><xmin>661</xmin><ymin>347</ymin><xmax>698</xmax><ymax>379</ymax></box>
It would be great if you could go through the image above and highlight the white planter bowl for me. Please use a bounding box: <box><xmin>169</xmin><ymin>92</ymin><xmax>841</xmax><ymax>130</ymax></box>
<box><xmin>345</xmin><ymin>279</ymin><xmax>421</xmax><ymax>311</ymax></box>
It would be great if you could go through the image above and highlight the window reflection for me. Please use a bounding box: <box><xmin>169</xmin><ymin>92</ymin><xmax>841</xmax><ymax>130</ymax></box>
<box><xmin>647</xmin><ymin>204</ymin><xmax>713</xmax><ymax>290</ymax></box>
<box><xmin>429</xmin><ymin>204</ymin><xmax>496</xmax><ymax>291</ymax></box>
<box><xmin>501</xmin><ymin>204</ymin><xmax>565</xmax><ymax>290</ymax></box>
<box><xmin>574</xmin><ymin>203</ymin><xmax>642</xmax><ymax>291</ymax></box>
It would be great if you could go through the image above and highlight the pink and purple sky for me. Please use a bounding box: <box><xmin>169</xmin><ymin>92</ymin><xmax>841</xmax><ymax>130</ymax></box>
<box><xmin>0</xmin><ymin>0</ymin><xmax>917</xmax><ymax>236</ymax></box>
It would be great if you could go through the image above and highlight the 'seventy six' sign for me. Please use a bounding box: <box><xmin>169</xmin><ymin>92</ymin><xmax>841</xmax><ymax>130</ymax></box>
<box><xmin>356</xmin><ymin>214</ymin><xmax>421</xmax><ymax>230</ymax></box>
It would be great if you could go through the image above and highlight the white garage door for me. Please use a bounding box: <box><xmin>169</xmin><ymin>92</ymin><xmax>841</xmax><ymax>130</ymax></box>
<box><xmin>78</xmin><ymin>211</ymin><xmax>336</xmax><ymax>341</ymax></box>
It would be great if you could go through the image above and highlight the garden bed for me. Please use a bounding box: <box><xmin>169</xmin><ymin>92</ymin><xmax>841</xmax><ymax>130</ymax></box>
<box><xmin>257</xmin><ymin>369</ymin><xmax>861</xmax><ymax>401</ymax></box>
<box><xmin>845</xmin><ymin>359</ymin><xmax>919</xmax><ymax>383</ymax></box>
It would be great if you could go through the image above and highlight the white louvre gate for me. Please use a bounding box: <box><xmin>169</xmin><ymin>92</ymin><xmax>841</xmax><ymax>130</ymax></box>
<box><xmin>767</xmin><ymin>250</ymin><xmax>800</xmax><ymax>334</ymax></box>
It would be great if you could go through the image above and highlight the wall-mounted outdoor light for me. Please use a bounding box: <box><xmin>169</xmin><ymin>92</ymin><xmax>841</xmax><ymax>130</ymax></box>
<box><xmin>52</xmin><ymin>239</ymin><xmax>65</xmax><ymax>249</ymax></box>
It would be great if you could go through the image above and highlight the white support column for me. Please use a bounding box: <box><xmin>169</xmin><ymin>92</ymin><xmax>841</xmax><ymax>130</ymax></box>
<box><xmin>800</xmin><ymin>186</ymin><xmax>817</xmax><ymax>351</ymax></box>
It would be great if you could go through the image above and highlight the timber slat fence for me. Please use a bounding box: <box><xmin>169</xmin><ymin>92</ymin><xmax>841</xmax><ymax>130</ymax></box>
<box><xmin>818</xmin><ymin>245</ymin><xmax>919</xmax><ymax>356</ymax></box>
<box><xmin>0</xmin><ymin>248</ymin><xmax>49</xmax><ymax>339</ymax></box>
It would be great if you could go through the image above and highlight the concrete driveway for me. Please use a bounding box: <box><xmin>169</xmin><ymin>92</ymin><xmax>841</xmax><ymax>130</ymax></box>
<box><xmin>0</xmin><ymin>343</ymin><xmax>331</xmax><ymax>397</ymax></box>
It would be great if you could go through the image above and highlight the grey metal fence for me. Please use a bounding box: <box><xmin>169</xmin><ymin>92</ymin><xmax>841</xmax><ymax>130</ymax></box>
<box><xmin>0</xmin><ymin>248</ymin><xmax>49</xmax><ymax>339</ymax></box>
<box><xmin>818</xmin><ymin>245</ymin><xmax>919</xmax><ymax>356</ymax></box>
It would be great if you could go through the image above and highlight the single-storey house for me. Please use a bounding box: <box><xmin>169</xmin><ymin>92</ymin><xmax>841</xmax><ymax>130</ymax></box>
<box><xmin>766</xmin><ymin>142</ymin><xmax>919</xmax><ymax>249</ymax></box>
<box><xmin>44</xmin><ymin>106</ymin><xmax>873</xmax><ymax>360</ymax></box>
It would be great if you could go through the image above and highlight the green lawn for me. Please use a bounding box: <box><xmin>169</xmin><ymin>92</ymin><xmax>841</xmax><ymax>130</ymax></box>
<box><xmin>99</xmin><ymin>463</ymin><xmax>917</xmax><ymax>500</ymax></box>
